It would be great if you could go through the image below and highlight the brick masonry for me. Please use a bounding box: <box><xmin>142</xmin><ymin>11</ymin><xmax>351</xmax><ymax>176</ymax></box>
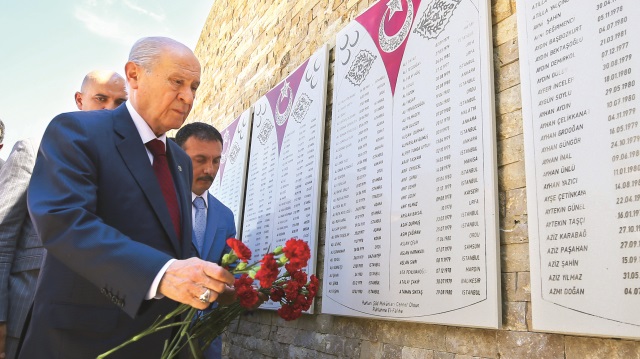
<box><xmin>187</xmin><ymin>0</ymin><xmax>640</xmax><ymax>357</ymax></box>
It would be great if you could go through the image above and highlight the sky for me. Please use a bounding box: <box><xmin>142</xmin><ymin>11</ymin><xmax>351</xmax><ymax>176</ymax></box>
<box><xmin>0</xmin><ymin>0</ymin><xmax>214</xmax><ymax>160</ymax></box>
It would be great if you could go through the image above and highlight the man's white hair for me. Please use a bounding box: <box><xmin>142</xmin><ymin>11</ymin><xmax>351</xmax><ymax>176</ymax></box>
<box><xmin>128</xmin><ymin>37</ymin><xmax>189</xmax><ymax>72</ymax></box>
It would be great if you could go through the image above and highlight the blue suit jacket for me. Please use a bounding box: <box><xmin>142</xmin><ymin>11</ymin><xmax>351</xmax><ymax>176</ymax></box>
<box><xmin>193</xmin><ymin>193</ymin><xmax>235</xmax><ymax>359</ymax></box>
<box><xmin>20</xmin><ymin>105</ymin><xmax>193</xmax><ymax>359</ymax></box>
<box><xmin>194</xmin><ymin>192</ymin><xmax>236</xmax><ymax>264</ymax></box>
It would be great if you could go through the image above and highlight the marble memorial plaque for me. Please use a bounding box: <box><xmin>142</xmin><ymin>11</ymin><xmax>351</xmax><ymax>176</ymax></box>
<box><xmin>322</xmin><ymin>0</ymin><xmax>500</xmax><ymax>328</ymax></box>
<box><xmin>210</xmin><ymin>109</ymin><xmax>253</xmax><ymax>238</ymax></box>
<box><xmin>241</xmin><ymin>45</ymin><xmax>329</xmax><ymax>312</ymax></box>
<box><xmin>519</xmin><ymin>0</ymin><xmax>640</xmax><ymax>339</ymax></box>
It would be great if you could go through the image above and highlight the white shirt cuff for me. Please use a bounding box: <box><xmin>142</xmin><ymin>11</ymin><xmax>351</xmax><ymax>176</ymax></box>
<box><xmin>146</xmin><ymin>259</ymin><xmax>176</xmax><ymax>300</ymax></box>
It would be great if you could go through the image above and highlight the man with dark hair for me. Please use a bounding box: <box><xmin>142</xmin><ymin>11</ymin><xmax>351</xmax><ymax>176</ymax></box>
<box><xmin>20</xmin><ymin>37</ymin><xmax>234</xmax><ymax>359</ymax></box>
<box><xmin>175</xmin><ymin>122</ymin><xmax>235</xmax><ymax>359</ymax></box>
<box><xmin>175</xmin><ymin>122</ymin><xmax>223</xmax><ymax>146</ymax></box>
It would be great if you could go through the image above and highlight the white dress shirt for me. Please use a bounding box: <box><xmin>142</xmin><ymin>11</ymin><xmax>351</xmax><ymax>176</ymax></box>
<box><xmin>126</xmin><ymin>101</ymin><xmax>176</xmax><ymax>300</ymax></box>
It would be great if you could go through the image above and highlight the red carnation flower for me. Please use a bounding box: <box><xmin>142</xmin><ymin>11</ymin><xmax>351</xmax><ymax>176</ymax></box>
<box><xmin>295</xmin><ymin>275</ymin><xmax>318</xmax><ymax>311</ymax></box>
<box><xmin>283</xmin><ymin>278</ymin><xmax>301</xmax><ymax>300</ymax></box>
<box><xmin>283</xmin><ymin>238</ymin><xmax>310</xmax><ymax>272</ymax></box>
<box><xmin>270</xmin><ymin>287</ymin><xmax>285</xmax><ymax>302</ymax></box>
<box><xmin>307</xmin><ymin>275</ymin><xmax>318</xmax><ymax>296</ymax></box>
<box><xmin>301</xmin><ymin>297</ymin><xmax>313</xmax><ymax>311</ymax></box>
<box><xmin>277</xmin><ymin>303</ymin><xmax>303</xmax><ymax>321</ymax></box>
<box><xmin>226</xmin><ymin>238</ymin><xmax>252</xmax><ymax>261</ymax></box>
<box><xmin>293</xmin><ymin>293</ymin><xmax>308</xmax><ymax>308</ymax></box>
<box><xmin>255</xmin><ymin>253</ymin><xmax>279</xmax><ymax>288</ymax></box>
<box><xmin>290</xmin><ymin>270</ymin><xmax>307</xmax><ymax>285</ymax></box>
<box><xmin>235</xmin><ymin>274</ymin><xmax>259</xmax><ymax>308</ymax></box>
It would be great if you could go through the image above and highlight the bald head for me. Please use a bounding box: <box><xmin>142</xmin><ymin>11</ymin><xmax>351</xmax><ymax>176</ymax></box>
<box><xmin>125</xmin><ymin>37</ymin><xmax>201</xmax><ymax>136</ymax></box>
<box><xmin>75</xmin><ymin>70</ymin><xmax>128</xmax><ymax>111</ymax></box>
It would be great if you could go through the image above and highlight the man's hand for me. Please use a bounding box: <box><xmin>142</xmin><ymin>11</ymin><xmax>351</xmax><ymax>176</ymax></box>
<box><xmin>0</xmin><ymin>322</ymin><xmax>6</xmax><ymax>359</ymax></box>
<box><xmin>158</xmin><ymin>258</ymin><xmax>235</xmax><ymax>309</ymax></box>
<box><xmin>215</xmin><ymin>285</ymin><xmax>236</xmax><ymax>306</ymax></box>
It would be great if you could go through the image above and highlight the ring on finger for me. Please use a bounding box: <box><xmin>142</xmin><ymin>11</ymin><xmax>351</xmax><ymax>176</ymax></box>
<box><xmin>198</xmin><ymin>288</ymin><xmax>211</xmax><ymax>303</ymax></box>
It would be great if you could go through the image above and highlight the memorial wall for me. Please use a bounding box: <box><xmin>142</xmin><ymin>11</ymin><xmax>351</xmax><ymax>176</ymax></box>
<box><xmin>518</xmin><ymin>0</ymin><xmax>640</xmax><ymax>339</ymax></box>
<box><xmin>322</xmin><ymin>0</ymin><xmax>501</xmax><ymax>328</ymax></box>
<box><xmin>190</xmin><ymin>0</ymin><xmax>640</xmax><ymax>357</ymax></box>
<box><xmin>210</xmin><ymin>109</ymin><xmax>252</xmax><ymax>237</ymax></box>
<box><xmin>240</xmin><ymin>45</ymin><xmax>330</xmax><ymax>311</ymax></box>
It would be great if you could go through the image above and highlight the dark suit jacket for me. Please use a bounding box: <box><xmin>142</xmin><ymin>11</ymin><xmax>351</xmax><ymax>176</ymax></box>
<box><xmin>20</xmin><ymin>105</ymin><xmax>193</xmax><ymax>359</ymax></box>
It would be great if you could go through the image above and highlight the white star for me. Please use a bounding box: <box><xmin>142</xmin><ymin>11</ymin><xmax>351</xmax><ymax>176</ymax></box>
<box><xmin>280</xmin><ymin>79</ymin><xmax>290</xmax><ymax>99</ymax></box>
<box><xmin>386</xmin><ymin>0</ymin><xmax>403</xmax><ymax>21</ymax></box>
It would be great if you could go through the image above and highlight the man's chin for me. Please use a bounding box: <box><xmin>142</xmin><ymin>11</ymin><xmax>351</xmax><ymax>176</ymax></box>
<box><xmin>196</xmin><ymin>182</ymin><xmax>213</xmax><ymax>193</ymax></box>
<box><xmin>194</xmin><ymin>188</ymin><xmax>208</xmax><ymax>196</ymax></box>
<box><xmin>164</xmin><ymin>116</ymin><xmax>187</xmax><ymax>130</ymax></box>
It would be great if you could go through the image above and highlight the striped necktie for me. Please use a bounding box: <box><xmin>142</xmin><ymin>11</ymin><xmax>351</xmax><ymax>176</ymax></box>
<box><xmin>193</xmin><ymin>196</ymin><xmax>206</xmax><ymax>254</ymax></box>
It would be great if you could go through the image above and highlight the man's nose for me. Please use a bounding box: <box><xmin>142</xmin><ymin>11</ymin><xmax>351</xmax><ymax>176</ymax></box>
<box><xmin>179</xmin><ymin>89</ymin><xmax>195</xmax><ymax>105</ymax></box>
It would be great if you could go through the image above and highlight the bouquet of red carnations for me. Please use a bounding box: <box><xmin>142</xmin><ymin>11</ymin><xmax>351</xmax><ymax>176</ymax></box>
<box><xmin>98</xmin><ymin>237</ymin><xmax>317</xmax><ymax>359</ymax></box>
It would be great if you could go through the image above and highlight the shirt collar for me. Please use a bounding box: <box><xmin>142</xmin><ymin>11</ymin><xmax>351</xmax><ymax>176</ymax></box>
<box><xmin>126</xmin><ymin>101</ymin><xmax>167</xmax><ymax>146</ymax></box>
<box><xmin>192</xmin><ymin>192</ymin><xmax>209</xmax><ymax>208</ymax></box>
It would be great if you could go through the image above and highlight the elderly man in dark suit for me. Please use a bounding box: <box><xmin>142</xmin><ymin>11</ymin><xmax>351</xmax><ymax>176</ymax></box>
<box><xmin>19</xmin><ymin>37</ymin><xmax>234</xmax><ymax>359</ymax></box>
<box><xmin>0</xmin><ymin>70</ymin><xmax>127</xmax><ymax>359</ymax></box>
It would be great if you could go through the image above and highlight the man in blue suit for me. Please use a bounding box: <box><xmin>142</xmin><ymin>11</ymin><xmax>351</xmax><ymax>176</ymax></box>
<box><xmin>175</xmin><ymin>122</ymin><xmax>236</xmax><ymax>359</ymax></box>
<box><xmin>19</xmin><ymin>37</ymin><xmax>234</xmax><ymax>359</ymax></box>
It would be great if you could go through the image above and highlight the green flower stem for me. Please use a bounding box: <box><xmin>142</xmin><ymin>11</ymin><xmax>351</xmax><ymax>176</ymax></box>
<box><xmin>97</xmin><ymin>304</ymin><xmax>192</xmax><ymax>359</ymax></box>
<box><xmin>190</xmin><ymin>302</ymin><xmax>246</xmax><ymax>349</ymax></box>
<box><xmin>160</xmin><ymin>307</ymin><xmax>199</xmax><ymax>359</ymax></box>
<box><xmin>187</xmin><ymin>334</ymin><xmax>204</xmax><ymax>359</ymax></box>
<box><xmin>99</xmin><ymin>250</ymin><xmax>297</xmax><ymax>359</ymax></box>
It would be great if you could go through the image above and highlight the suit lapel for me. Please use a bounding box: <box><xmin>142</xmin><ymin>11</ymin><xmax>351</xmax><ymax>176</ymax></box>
<box><xmin>203</xmin><ymin>193</ymin><xmax>223</xmax><ymax>262</ymax></box>
<box><xmin>112</xmin><ymin>106</ymin><xmax>181</xmax><ymax>255</ymax></box>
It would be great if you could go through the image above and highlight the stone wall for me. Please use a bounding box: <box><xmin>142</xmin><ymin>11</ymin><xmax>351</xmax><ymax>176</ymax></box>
<box><xmin>187</xmin><ymin>0</ymin><xmax>640</xmax><ymax>358</ymax></box>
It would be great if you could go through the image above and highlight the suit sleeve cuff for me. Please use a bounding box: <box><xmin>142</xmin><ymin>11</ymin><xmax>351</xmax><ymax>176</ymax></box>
<box><xmin>146</xmin><ymin>259</ymin><xmax>176</xmax><ymax>300</ymax></box>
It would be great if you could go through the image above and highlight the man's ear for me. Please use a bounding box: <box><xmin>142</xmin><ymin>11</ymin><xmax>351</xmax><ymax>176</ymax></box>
<box><xmin>125</xmin><ymin>62</ymin><xmax>140</xmax><ymax>90</ymax></box>
<box><xmin>75</xmin><ymin>92</ymin><xmax>83</xmax><ymax>110</ymax></box>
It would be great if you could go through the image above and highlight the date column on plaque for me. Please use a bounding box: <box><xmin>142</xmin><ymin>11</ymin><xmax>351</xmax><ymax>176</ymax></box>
<box><xmin>597</xmin><ymin>0</ymin><xmax>640</xmax><ymax>302</ymax></box>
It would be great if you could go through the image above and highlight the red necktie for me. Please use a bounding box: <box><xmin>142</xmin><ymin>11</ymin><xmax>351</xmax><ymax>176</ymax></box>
<box><xmin>146</xmin><ymin>139</ymin><xmax>181</xmax><ymax>241</ymax></box>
